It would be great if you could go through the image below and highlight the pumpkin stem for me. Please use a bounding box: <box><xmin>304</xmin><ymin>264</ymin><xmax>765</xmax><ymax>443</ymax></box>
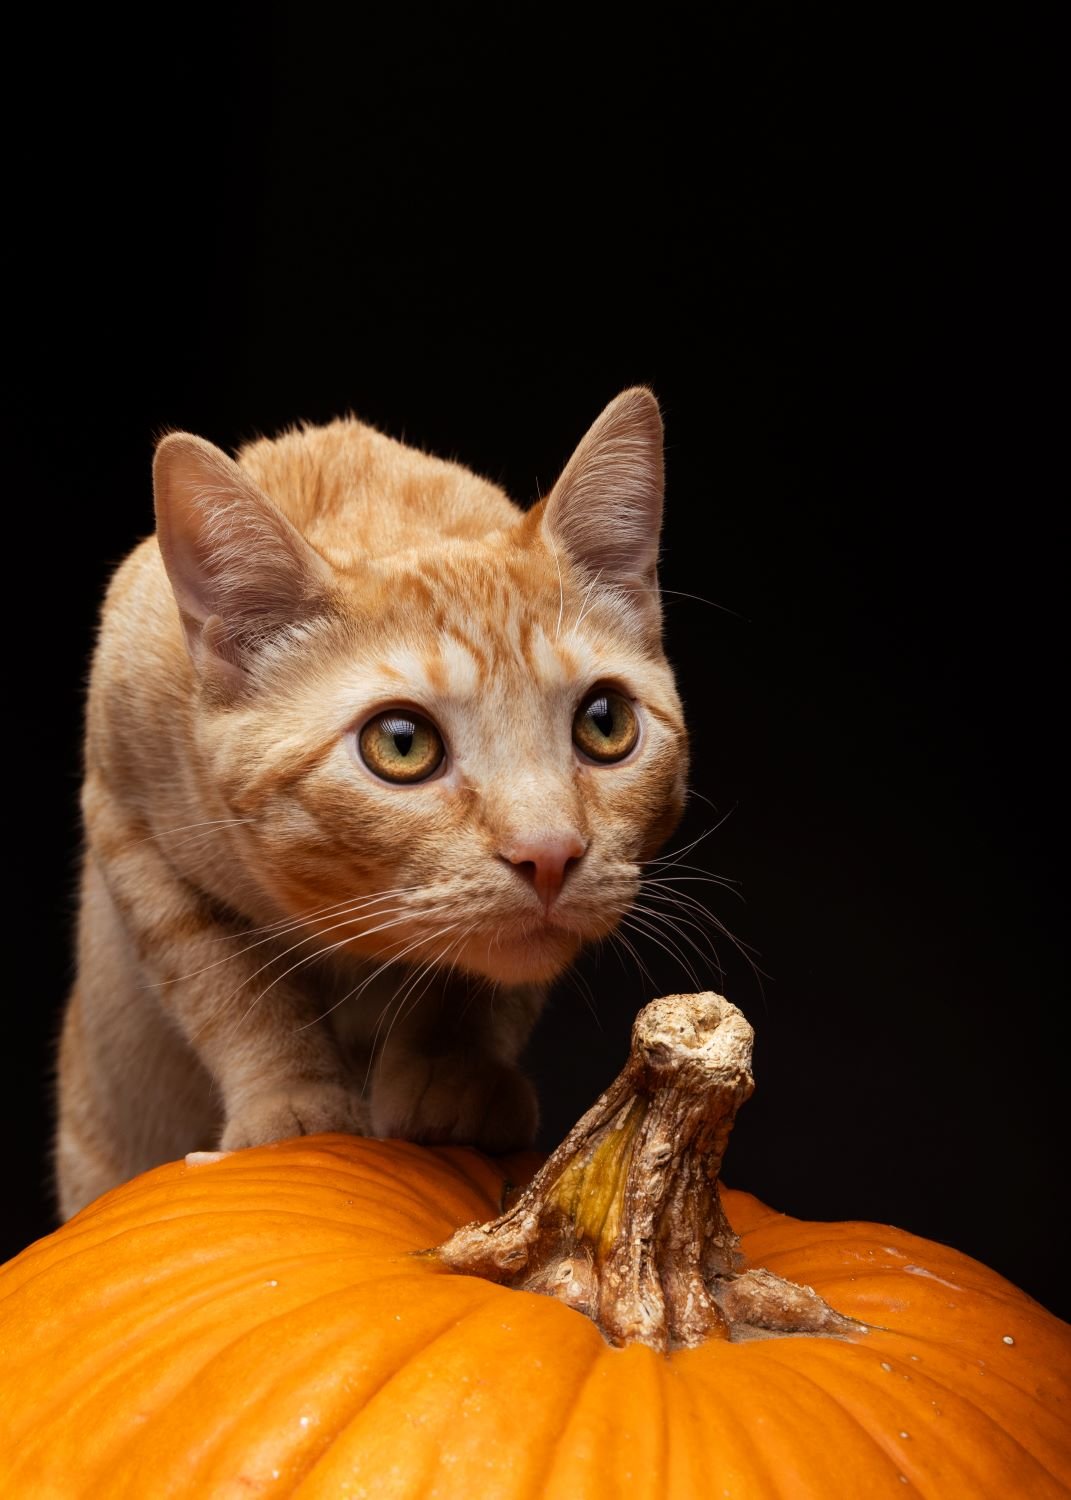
<box><xmin>437</xmin><ymin>992</ymin><xmax>862</xmax><ymax>1351</ymax></box>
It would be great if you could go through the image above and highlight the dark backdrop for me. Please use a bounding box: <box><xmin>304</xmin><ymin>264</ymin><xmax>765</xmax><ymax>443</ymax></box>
<box><xmin>11</xmin><ymin>9</ymin><xmax>1065</xmax><ymax>1316</ymax></box>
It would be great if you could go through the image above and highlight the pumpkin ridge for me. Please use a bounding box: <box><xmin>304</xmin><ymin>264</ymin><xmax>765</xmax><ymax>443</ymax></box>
<box><xmin>425</xmin><ymin>1144</ymin><xmax>513</xmax><ymax>1214</ymax></box>
<box><xmin>747</xmin><ymin>1347</ymin><xmax>994</xmax><ymax>1496</ymax></box>
<box><xmin>737</xmin><ymin>1348</ymin><xmax>922</xmax><ymax>1496</ymax></box>
<box><xmin>787</xmin><ymin>1263</ymin><xmax>1071</xmax><ymax>1408</ymax></box>
<box><xmin>892</xmin><ymin>1342</ymin><xmax>1071</xmax><ymax>1455</ymax></box>
<box><xmin>329</xmin><ymin>1137</ymin><xmax>503</xmax><ymax>1214</ymax></box>
<box><xmin>810</xmin><ymin>1261</ymin><xmax>1056</xmax><ymax>1327</ymax></box>
<box><xmin>744</xmin><ymin>1220</ymin><xmax>1041</xmax><ymax>1298</ymax></box>
<box><xmin>2</xmin><ymin>1256</ymin><xmax>393</xmax><ymax>1454</ymax></box>
<box><xmin>289</xmin><ymin>1143</ymin><xmax>498</xmax><ymax>1213</ymax></box>
<box><xmin>2</xmin><ymin>1192</ymin><xmax>368</xmax><ymax>1280</ymax></box>
<box><xmin>763</xmin><ymin>1335</ymin><xmax>1069</xmax><ymax>1489</ymax></box>
<box><xmin>659</xmin><ymin>1360</ymin><xmax>734</xmax><ymax>1500</ymax></box>
<box><xmin>678</xmin><ymin>1355</ymin><xmax>830</xmax><ymax>1498</ymax></box>
<box><xmin>0</xmin><ymin>1208</ymin><xmax>355</xmax><ymax>1299</ymax></box>
<box><xmin>213</xmin><ymin>1175</ymin><xmax>470</xmax><ymax>1231</ymax></box>
<box><xmin>519</xmin><ymin>1340</ymin><xmax>609</xmax><ymax>1500</ymax></box>
<box><xmin>116</xmin><ymin>1273</ymin><xmax>503</xmax><ymax>1494</ymax></box>
<box><xmin>289</xmin><ymin>1291</ymin><xmax>576</xmax><ymax>1498</ymax></box>
<box><xmin>70</xmin><ymin>1265</ymin><xmax>498</xmax><ymax>1496</ymax></box>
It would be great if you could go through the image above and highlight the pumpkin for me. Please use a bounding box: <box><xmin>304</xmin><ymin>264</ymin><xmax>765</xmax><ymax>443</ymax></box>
<box><xmin>2</xmin><ymin>994</ymin><xmax>1068</xmax><ymax>1499</ymax></box>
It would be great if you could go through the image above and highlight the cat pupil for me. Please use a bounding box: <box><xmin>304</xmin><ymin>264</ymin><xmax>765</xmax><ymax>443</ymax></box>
<box><xmin>383</xmin><ymin>715</ymin><xmax>416</xmax><ymax>756</ymax></box>
<box><xmin>590</xmin><ymin>697</ymin><xmax>613</xmax><ymax>736</ymax></box>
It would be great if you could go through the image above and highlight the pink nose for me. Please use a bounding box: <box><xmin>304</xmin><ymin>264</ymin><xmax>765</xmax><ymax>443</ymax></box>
<box><xmin>501</xmin><ymin>833</ymin><xmax>587</xmax><ymax>912</ymax></box>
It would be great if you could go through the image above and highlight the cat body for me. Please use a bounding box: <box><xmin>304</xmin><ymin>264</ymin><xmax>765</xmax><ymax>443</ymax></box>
<box><xmin>56</xmin><ymin>390</ymin><xmax>686</xmax><ymax>1218</ymax></box>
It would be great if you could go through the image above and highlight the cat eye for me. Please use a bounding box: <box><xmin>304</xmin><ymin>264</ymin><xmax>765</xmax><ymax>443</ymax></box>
<box><xmin>359</xmin><ymin>709</ymin><xmax>445</xmax><ymax>784</ymax></box>
<box><xmin>572</xmin><ymin>688</ymin><xmax>640</xmax><ymax>764</ymax></box>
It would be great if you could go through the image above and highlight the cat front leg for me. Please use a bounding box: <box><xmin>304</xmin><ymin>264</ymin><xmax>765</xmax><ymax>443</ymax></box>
<box><xmin>368</xmin><ymin>983</ymin><xmax>542</xmax><ymax>1152</ymax></box>
<box><xmin>70</xmin><ymin>779</ymin><xmax>370</xmax><ymax>1176</ymax></box>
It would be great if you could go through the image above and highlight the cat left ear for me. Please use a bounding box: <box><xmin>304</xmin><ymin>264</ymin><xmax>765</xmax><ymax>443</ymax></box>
<box><xmin>153</xmin><ymin>432</ymin><xmax>336</xmax><ymax>689</ymax></box>
<box><xmin>541</xmin><ymin>387</ymin><xmax>665</xmax><ymax>630</ymax></box>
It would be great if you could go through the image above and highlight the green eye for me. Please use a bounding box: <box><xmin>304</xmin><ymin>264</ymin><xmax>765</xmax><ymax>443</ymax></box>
<box><xmin>359</xmin><ymin>710</ymin><xmax>445</xmax><ymax>784</ymax></box>
<box><xmin>573</xmin><ymin>689</ymin><xmax>639</xmax><ymax>763</ymax></box>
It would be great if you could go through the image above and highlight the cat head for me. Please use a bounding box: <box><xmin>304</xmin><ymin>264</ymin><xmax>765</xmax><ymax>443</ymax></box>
<box><xmin>153</xmin><ymin>390</ymin><xmax>687</xmax><ymax>984</ymax></box>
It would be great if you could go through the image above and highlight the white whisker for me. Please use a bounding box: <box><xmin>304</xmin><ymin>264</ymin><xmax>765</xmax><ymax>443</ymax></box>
<box><xmin>642</xmin><ymin>884</ymin><xmax>759</xmax><ymax>955</ymax></box>
<box><xmin>617</xmin><ymin>911</ymin><xmax>705</xmax><ymax>991</ymax></box>
<box><xmin>643</xmin><ymin>870</ymin><xmax>744</xmax><ymax>902</ymax></box>
<box><xmin>155</xmin><ymin>888</ymin><xmax>433</xmax><ymax>987</ymax></box>
<box><xmin>379</xmin><ymin>928</ymin><xmax>472</xmax><ymax>1065</ymax></box>
<box><xmin>131</xmin><ymin>817</ymin><xmax>254</xmax><ymax>848</ymax></box>
<box><xmin>306</xmin><ymin>922</ymin><xmax>463</xmax><ymax>1043</ymax></box>
<box><xmin>605</xmin><ymin>925</ymin><xmax>659</xmax><ymax>994</ymax></box>
<box><xmin>616</xmin><ymin>582</ymin><xmax>745</xmax><ymax>620</ymax></box>
<box><xmin>234</xmin><ymin>905</ymin><xmax>448</xmax><ymax>1029</ymax></box>
<box><xmin>547</xmin><ymin>534</ymin><xmax>565</xmax><ymax>639</ymax></box>
<box><xmin>642</xmin><ymin>811</ymin><xmax>736</xmax><ymax>870</ymax></box>
<box><xmin>560</xmin><ymin>964</ymin><xmax>601</xmax><ymax>1028</ymax></box>
<box><xmin>638</xmin><ymin>881</ymin><xmax>768</xmax><ymax>994</ymax></box>
<box><xmin>207</xmin><ymin>884</ymin><xmax>428</xmax><ymax>946</ymax></box>
<box><xmin>572</xmin><ymin>568</ymin><xmax>604</xmax><ymax>631</ymax></box>
<box><xmin>632</xmin><ymin>903</ymin><xmax>728</xmax><ymax>985</ymax></box>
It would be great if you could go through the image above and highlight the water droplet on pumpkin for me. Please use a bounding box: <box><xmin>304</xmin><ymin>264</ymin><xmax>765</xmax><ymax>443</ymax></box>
<box><xmin>1003</xmin><ymin>1334</ymin><xmax>1015</xmax><ymax>1345</ymax></box>
<box><xmin>300</xmin><ymin>1416</ymin><xmax>310</xmax><ymax>1428</ymax></box>
<box><xmin>267</xmin><ymin>1279</ymin><xmax>278</xmax><ymax>1288</ymax></box>
<box><xmin>898</xmin><ymin>1476</ymin><xmax>909</xmax><ymax>1486</ymax></box>
<box><xmin>881</xmin><ymin>1361</ymin><xmax>893</xmax><ymax>1372</ymax></box>
<box><xmin>899</xmin><ymin>1431</ymin><xmax>910</xmax><ymax>1440</ymax></box>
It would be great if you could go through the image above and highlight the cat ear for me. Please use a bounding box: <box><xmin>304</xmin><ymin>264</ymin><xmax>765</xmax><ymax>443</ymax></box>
<box><xmin>541</xmin><ymin>387</ymin><xmax>665</xmax><ymax>628</ymax></box>
<box><xmin>153</xmin><ymin>432</ymin><xmax>336</xmax><ymax>686</ymax></box>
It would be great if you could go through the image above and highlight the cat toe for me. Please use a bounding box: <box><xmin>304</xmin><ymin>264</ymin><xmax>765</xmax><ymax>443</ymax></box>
<box><xmin>221</xmin><ymin>1082</ymin><xmax>369</xmax><ymax>1150</ymax></box>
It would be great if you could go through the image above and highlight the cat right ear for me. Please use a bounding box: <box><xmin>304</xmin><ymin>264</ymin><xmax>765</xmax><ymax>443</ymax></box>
<box><xmin>153</xmin><ymin>433</ymin><xmax>336</xmax><ymax>689</ymax></box>
<box><xmin>541</xmin><ymin>387</ymin><xmax>665</xmax><ymax>634</ymax></box>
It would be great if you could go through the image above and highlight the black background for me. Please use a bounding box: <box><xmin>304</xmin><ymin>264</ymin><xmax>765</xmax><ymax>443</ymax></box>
<box><xmin>11</xmin><ymin>9</ymin><xmax>1066</xmax><ymax>1317</ymax></box>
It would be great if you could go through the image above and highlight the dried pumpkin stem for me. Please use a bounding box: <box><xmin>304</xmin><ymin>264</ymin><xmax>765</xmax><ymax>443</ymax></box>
<box><xmin>438</xmin><ymin>992</ymin><xmax>861</xmax><ymax>1351</ymax></box>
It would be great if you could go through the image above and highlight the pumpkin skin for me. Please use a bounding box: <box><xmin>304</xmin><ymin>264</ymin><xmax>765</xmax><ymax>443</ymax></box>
<box><xmin>1</xmin><ymin>1135</ymin><xmax>1068</xmax><ymax>1499</ymax></box>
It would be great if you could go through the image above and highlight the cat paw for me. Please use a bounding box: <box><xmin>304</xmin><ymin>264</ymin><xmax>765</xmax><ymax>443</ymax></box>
<box><xmin>371</xmin><ymin>1053</ymin><xmax>539</xmax><ymax>1153</ymax></box>
<box><xmin>220</xmin><ymin>1082</ymin><xmax>369</xmax><ymax>1151</ymax></box>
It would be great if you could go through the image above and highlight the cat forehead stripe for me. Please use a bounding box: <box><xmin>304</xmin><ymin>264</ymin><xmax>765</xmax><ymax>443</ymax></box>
<box><xmin>375</xmin><ymin>621</ymin><xmax>598</xmax><ymax>699</ymax></box>
<box><xmin>528</xmin><ymin>625</ymin><xmax>592</xmax><ymax>688</ymax></box>
<box><xmin>376</xmin><ymin>638</ymin><xmax>482</xmax><ymax>700</ymax></box>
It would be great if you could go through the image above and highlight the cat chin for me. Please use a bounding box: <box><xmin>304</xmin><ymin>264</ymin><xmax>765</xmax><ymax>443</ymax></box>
<box><xmin>455</xmin><ymin>929</ymin><xmax>583</xmax><ymax>986</ymax></box>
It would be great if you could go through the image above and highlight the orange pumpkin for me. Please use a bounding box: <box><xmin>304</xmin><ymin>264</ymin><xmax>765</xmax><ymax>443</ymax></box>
<box><xmin>2</xmin><ymin>995</ymin><xmax>1068</xmax><ymax>1499</ymax></box>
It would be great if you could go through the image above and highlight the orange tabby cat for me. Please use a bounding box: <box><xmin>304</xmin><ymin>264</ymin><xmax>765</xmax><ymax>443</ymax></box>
<box><xmin>55</xmin><ymin>389</ymin><xmax>687</xmax><ymax>1218</ymax></box>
